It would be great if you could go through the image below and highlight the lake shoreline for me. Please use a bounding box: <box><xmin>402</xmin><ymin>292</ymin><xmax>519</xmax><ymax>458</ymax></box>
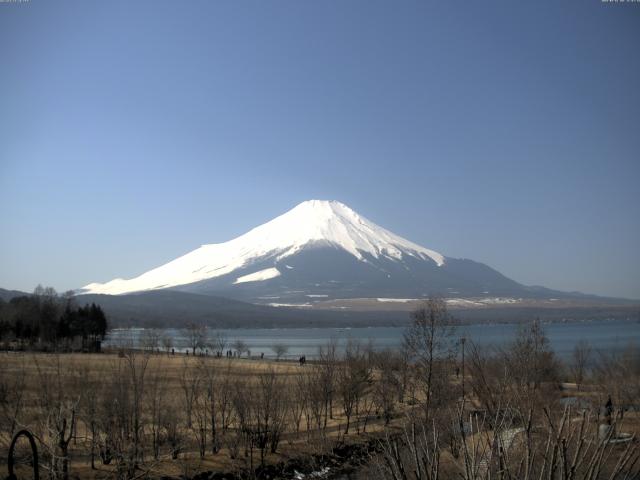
<box><xmin>104</xmin><ymin>318</ymin><xmax>640</xmax><ymax>361</ymax></box>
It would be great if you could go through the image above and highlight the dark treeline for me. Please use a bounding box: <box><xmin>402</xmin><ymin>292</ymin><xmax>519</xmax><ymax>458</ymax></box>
<box><xmin>0</xmin><ymin>285</ymin><xmax>107</xmax><ymax>351</ymax></box>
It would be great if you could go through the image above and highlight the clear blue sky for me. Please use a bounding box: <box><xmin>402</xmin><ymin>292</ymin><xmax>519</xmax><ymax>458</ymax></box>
<box><xmin>1</xmin><ymin>1</ymin><xmax>638</xmax><ymax>299</ymax></box>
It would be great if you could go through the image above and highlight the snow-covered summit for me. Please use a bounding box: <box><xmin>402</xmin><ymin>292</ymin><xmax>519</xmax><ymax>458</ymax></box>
<box><xmin>234</xmin><ymin>200</ymin><xmax>444</xmax><ymax>265</ymax></box>
<box><xmin>80</xmin><ymin>200</ymin><xmax>445</xmax><ymax>295</ymax></box>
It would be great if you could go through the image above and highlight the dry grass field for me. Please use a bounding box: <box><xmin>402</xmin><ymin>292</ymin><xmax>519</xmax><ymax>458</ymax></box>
<box><xmin>0</xmin><ymin>349</ymin><xmax>413</xmax><ymax>480</ymax></box>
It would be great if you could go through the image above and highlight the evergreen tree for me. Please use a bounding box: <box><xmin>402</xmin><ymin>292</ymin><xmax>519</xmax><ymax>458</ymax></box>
<box><xmin>0</xmin><ymin>288</ymin><xmax>108</xmax><ymax>350</ymax></box>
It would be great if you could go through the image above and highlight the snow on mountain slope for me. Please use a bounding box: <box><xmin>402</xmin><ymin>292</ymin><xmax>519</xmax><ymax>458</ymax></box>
<box><xmin>80</xmin><ymin>200</ymin><xmax>445</xmax><ymax>295</ymax></box>
<box><xmin>234</xmin><ymin>267</ymin><xmax>281</xmax><ymax>284</ymax></box>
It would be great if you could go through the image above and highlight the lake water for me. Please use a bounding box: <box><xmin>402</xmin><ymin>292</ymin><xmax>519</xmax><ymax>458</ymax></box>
<box><xmin>104</xmin><ymin>319</ymin><xmax>640</xmax><ymax>360</ymax></box>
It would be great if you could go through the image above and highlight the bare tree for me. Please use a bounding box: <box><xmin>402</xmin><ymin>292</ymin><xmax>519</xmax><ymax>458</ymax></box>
<box><xmin>161</xmin><ymin>334</ymin><xmax>174</xmax><ymax>355</ymax></box>
<box><xmin>593</xmin><ymin>343</ymin><xmax>640</xmax><ymax>415</ymax></box>
<box><xmin>179</xmin><ymin>357</ymin><xmax>202</xmax><ymax>428</ymax></box>
<box><xmin>318</xmin><ymin>338</ymin><xmax>338</xmax><ymax>426</ymax></box>
<box><xmin>337</xmin><ymin>340</ymin><xmax>372</xmax><ymax>434</ymax></box>
<box><xmin>372</xmin><ymin>349</ymin><xmax>401</xmax><ymax>425</ymax></box>
<box><xmin>199</xmin><ymin>357</ymin><xmax>222</xmax><ymax>454</ymax></box>
<box><xmin>230</xmin><ymin>378</ymin><xmax>254</xmax><ymax>465</ymax></box>
<box><xmin>0</xmin><ymin>354</ymin><xmax>27</xmax><ymax>444</ymax></box>
<box><xmin>378</xmin><ymin>421</ymin><xmax>441</xmax><ymax>480</ymax></box>
<box><xmin>232</xmin><ymin>368</ymin><xmax>288</xmax><ymax>466</ymax></box>
<box><xmin>466</xmin><ymin>342</ymin><xmax>508</xmax><ymax>419</ymax></box>
<box><xmin>258</xmin><ymin>368</ymin><xmax>288</xmax><ymax>456</ymax></box>
<box><xmin>210</xmin><ymin>331</ymin><xmax>228</xmax><ymax>357</ymax></box>
<box><xmin>272</xmin><ymin>343</ymin><xmax>289</xmax><ymax>361</ymax></box>
<box><xmin>403</xmin><ymin>296</ymin><xmax>456</xmax><ymax>423</ymax></box>
<box><xmin>570</xmin><ymin>340</ymin><xmax>592</xmax><ymax>390</ymax></box>
<box><xmin>290</xmin><ymin>369</ymin><xmax>308</xmax><ymax>434</ymax></box>
<box><xmin>232</xmin><ymin>339</ymin><xmax>248</xmax><ymax>358</ymax></box>
<box><xmin>303</xmin><ymin>366</ymin><xmax>327</xmax><ymax>439</ymax></box>
<box><xmin>78</xmin><ymin>364</ymin><xmax>103</xmax><ymax>470</ymax></box>
<box><xmin>216</xmin><ymin>360</ymin><xmax>235</xmax><ymax>433</ymax></box>
<box><xmin>33</xmin><ymin>354</ymin><xmax>80</xmax><ymax>480</ymax></box>
<box><xmin>379</xmin><ymin>404</ymin><xmax>640</xmax><ymax>480</ymax></box>
<box><xmin>509</xmin><ymin>318</ymin><xmax>559</xmax><ymax>391</ymax></box>
<box><xmin>140</xmin><ymin>328</ymin><xmax>160</xmax><ymax>353</ymax></box>
<box><xmin>123</xmin><ymin>349</ymin><xmax>150</xmax><ymax>477</ymax></box>
<box><xmin>163</xmin><ymin>400</ymin><xmax>183</xmax><ymax>460</ymax></box>
<box><xmin>504</xmin><ymin>318</ymin><xmax>561</xmax><ymax>415</ymax></box>
<box><xmin>94</xmin><ymin>350</ymin><xmax>150</xmax><ymax>477</ymax></box>
<box><xmin>96</xmin><ymin>360</ymin><xmax>125</xmax><ymax>467</ymax></box>
<box><xmin>192</xmin><ymin>363</ymin><xmax>209</xmax><ymax>458</ymax></box>
<box><xmin>146</xmin><ymin>361</ymin><xmax>168</xmax><ymax>461</ymax></box>
<box><xmin>186</xmin><ymin>323</ymin><xmax>207</xmax><ymax>355</ymax></box>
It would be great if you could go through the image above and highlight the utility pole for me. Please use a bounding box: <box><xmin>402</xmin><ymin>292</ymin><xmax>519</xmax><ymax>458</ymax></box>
<box><xmin>460</xmin><ymin>336</ymin><xmax>466</xmax><ymax>403</ymax></box>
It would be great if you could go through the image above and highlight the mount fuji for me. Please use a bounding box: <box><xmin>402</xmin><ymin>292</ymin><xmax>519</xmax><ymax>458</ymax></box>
<box><xmin>79</xmin><ymin>200</ymin><xmax>575</xmax><ymax>304</ymax></box>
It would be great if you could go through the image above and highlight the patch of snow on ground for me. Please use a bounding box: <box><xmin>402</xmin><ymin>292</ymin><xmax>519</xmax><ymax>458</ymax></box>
<box><xmin>267</xmin><ymin>302</ymin><xmax>313</xmax><ymax>308</ymax></box>
<box><xmin>446</xmin><ymin>297</ymin><xmax>523</xmax><ymax>307</ymax></box>
<box><xmin>478</xmin><ymin>297</ymin><xmax>521</xmax><ymax>304</ymax></box>
<box><xmin>446</xmin><ymin>298</ymin><xmax>484</xmax><ymax>307</ymax></box>
<box><xmin>293</xmin><ymin>467</ymin><xmax>331</xmax><ymax>479</ymax></box>
<box><xmin>377</xmin><ymin>298</ymin><xmax>418</xmax><ymax>303</ymax></box>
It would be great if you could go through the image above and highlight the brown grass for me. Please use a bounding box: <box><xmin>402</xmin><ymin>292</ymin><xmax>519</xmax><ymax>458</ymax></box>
<box><xmin>0</xmin><ymin>351</ymin><xmax>407</xmax><ymax>479</ymax></box>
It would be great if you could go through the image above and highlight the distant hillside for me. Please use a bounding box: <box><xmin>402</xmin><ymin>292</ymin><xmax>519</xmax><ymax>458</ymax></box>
<box><xmin>76</xmin><ymin>290</ymin><xmax>409</xmax><ymax>328</ymax></box>
<box><xmin>77</xmin><ymin>290</ymin><xmax>640</xmax><ymax>328</ymax></box>
<box><xmin>0</xmin><ymin>287</ymin><xmax>29</xmax><ymax>302</ymax></box>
